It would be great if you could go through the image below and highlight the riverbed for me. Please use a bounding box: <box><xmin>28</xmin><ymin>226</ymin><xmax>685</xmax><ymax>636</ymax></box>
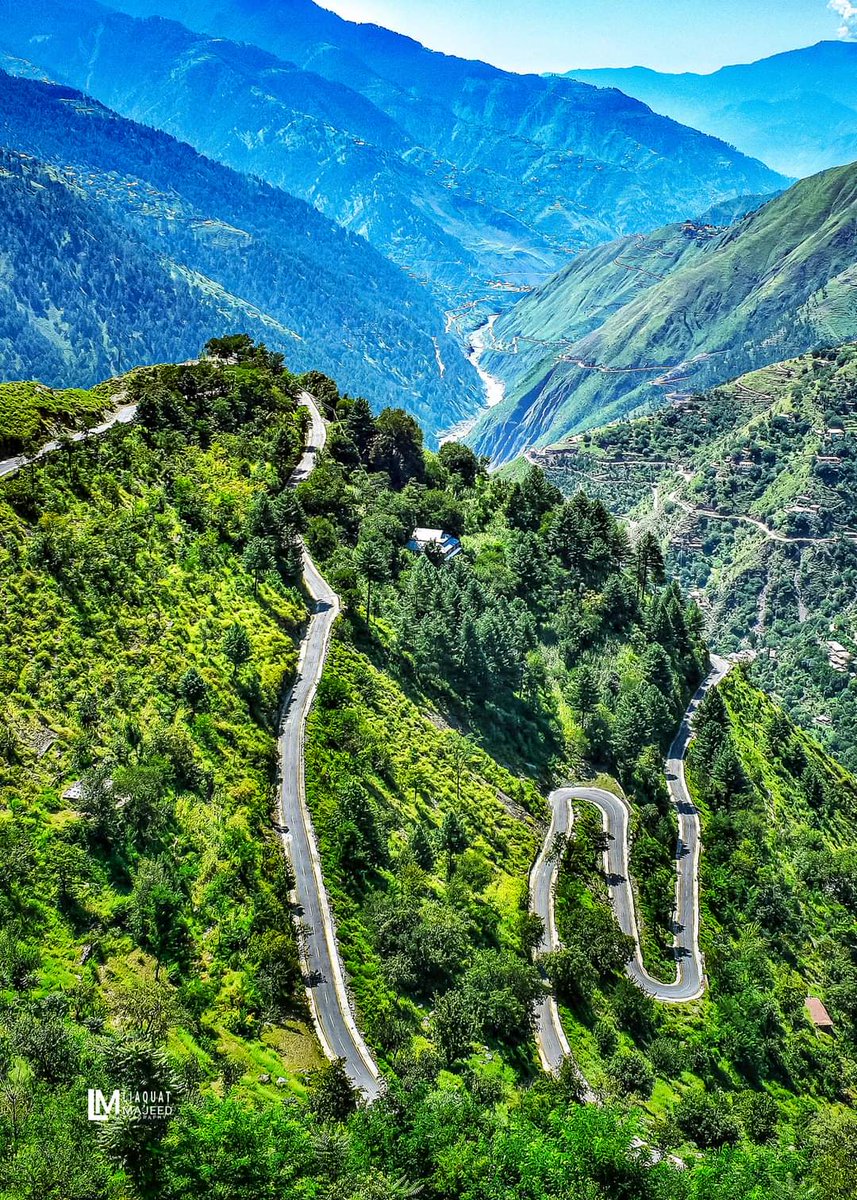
<box><xmin>439</xmin><ymin>316</ymin><xmax>506</xmax><ymax>444</ymax></box>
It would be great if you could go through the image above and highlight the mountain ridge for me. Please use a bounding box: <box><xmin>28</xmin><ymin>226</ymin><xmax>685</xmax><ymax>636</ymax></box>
<box><xmin>470</xmin><ymin>160</ymin><xmax>857</xmax><ymax>462</ymax></box>
<box><xmin>529</xmin><ymin>343</ymin><xmax>857</xmax><ymax>769</ymax></box>
<box><xmin>1</xmin><ymin>338</ymin><xmax>857</xmax><ymax>1194</ymax></box>
<box><xmin>565</xmin><ymin>40</ymin><xmax>857</xmax><ymax>178</ymax></box>
<box><xmin>0</xmin><ymin>68</ymin><xmax>480</xmax><ymax>433</ymax></box>
<box><xmin>0</xmin><ymin>0</ymin><xmax>787</xmax><ymax>310</ymax></box>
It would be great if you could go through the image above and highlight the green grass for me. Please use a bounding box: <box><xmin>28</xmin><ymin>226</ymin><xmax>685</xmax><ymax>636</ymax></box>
<box><xmin>0</xmin><ymin>356</ymin><xmax>319</xmax><ymax>1105</ymax></box>
<box><xmin>0</xmin><ymin>377</ymin><xmax>114</xmax><ymax>455</ymax></box>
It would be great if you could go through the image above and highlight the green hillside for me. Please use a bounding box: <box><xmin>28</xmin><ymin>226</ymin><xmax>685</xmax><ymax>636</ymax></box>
<box><xmin>472</xmin><ymin>162</ymin><xmax>857</xmax><ymax>463</ymax></box>
<box><xmin>546</xmin><ymin>666</ymin><xmax>857</xmax><ymax>1138</ymax></box>
<box><xmin>2</xmin><ymin>342</ymin><xmax>856</xmax><ymax>1197</ymax></box>
<box><xmin>0</xmin><ymin>379</ymin><xmax>112</xmax><ymax>457</ymax></box>
<box><xmin>291</xmin><ymin>372</ymin><xmax>857</xmax><ymax>1149</ymax></box>
<box><xmin>292</xmin><ymin>380</ymin><xmax>706</xmax><ymax>1080</ymax></box>
<box><xmin>0</xmin><ymin>343</ymin><xmax>324</xmax><ymax>1196</ymax></box>
<box><xmin>532</xmin><ymin>343</ymin><xmax>857</xmax><ymax>770</ymax></box>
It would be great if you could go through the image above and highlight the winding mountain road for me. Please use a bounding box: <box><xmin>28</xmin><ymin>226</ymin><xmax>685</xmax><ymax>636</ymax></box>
<box><xmin>0</xmin><ymin>397</ymin><xmax>137</xmax><ymax>480</ymax></box>
<box><xmin>532</xmin><ymin>655</ymin><xmax>731</xmax><ymax>1073</ymax></box>
<box><xmin>530</xmin><ymin>801</ymin><xmax>597</xmax><ymax>1099</ymax></box>
<box><xmin>7</xmin><ymin>380</ymin><xmax>737</xmax><ymax>1099</ymax></box>
<box><xmin>3</xmin><ymin>381</ymin><xmax>382</xmax><ymax>1097</ymax></box>
<box><xmin>668</xmin><ymin>492</ymin><xmax>854</xmax><ymax>545</ymax></box>
<box><xmin>277</xmin><ymin>394</ymin><xmax>382</xmax><ymax>1100</ymax></box>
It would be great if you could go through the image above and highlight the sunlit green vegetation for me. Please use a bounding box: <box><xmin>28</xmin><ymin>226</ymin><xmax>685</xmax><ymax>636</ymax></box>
<box><xmin>540</xmin><ymin>663</ymin><xmax>857</xmax><ymax>1158</ymax></box>
<box><xmin>2</xmin><ymin>345</ymin><xmax>857</xmax><ymax>1198</ymax></box>
<box><xmin>0</xmin><ymin>338</ymin><xmax>321</xmax><ymax>1194</ymax></box>
<box><xmin>540</xmin><ymin>343</ymin><xmax>857</xmax><ymax>770</ymax></box>
<box><xmin>0</xmin><ymin>379</ymin><xmax>112</xmax><ymax>457</ymax></box>
<box><xmin>294</xmin><ymin>373</ymin><xmax>711</xmax><ymax>1079</ymax></box>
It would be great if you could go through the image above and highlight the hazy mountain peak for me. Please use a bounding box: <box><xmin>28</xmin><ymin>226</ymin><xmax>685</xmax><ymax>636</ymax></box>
<box><xmin>567</xmin><ymin>40</ymin><xmax>857</xmax><ymax>177</ymax></box>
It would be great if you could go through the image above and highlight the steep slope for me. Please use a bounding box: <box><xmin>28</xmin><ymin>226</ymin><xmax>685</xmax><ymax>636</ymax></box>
<box><xmin>472</xmin><ymin>163</ymin><xmax>857</xmax><ymax>463</ymax></box>
<box><xmin>1</xmin><ymin>0</ymin><xmax>787</xmax><ymax>309</ymax></box>
<box><xmin>0</xmin><ymin>347</ymin><xmax>325</xmax><ymax>1194</ymax></box>
<box><xmin>540</xmin><ymin>663</ymin><xmax>857</xmax><ymax>1127</ymax></box>
<box><xmin>567</xmin><ymin>41</ymin><xmax>857</xmax><ymax>179</ymax></box>
<box><xmin>4</xmin><ymin>344</ymin><xmax>857</xmax><ymax>1194</ymax></box>
<box><xmin>0</xmin><ymin>147</ymin><xmax>277</xmax><ymax>388</ymax></box>
<box><xmin>292</xmin><ymin>372</ymin><xmax>709</xmax><ymax>1086</ymax></box>
<box><xmin>295</xmin><ymin>378</ymin><xmax>857</xmax><ymax>1149</ymax></box>
<box><xmin>0</xmin><ymin>70</ymin><xmax>478</xmax><ymax>434</ymax></box>
<box><xmin>0</xmin><ymin>2</ymin><xmax>549</xmax><ymax>306</ymax></box>
<box><xmin>530</xmin><ymin>344</ymin><xmax>857</xmax><ymax>771</ymax></box>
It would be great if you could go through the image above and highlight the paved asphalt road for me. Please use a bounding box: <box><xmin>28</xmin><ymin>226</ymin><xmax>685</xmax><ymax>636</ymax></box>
<box><xmin>0</xmin><ymin>398</ymin><xmax>137</xmax><ymax>480</ymax></box>
<box><xmin>277</xmin><ymin>394</ymin><xmax>382</xmax><ymax>1100</ymax></box>
<box><xmin>2</xmin><ymin>383</ymin><xmax>382</xmax><ymax>1097</ymax></box>
<box><xmin>530</xmin><ymin>799</ymin><xmax>597</xmax><ymax>1099</ymax></box>
<box><xmin>531</xmin><ymin>655</ymin><xmax>731</xmax><ymax>1073</ymax></box>
<box><xmin>5</xmin><ymin>382</ymin><xmax>729</xmax><ymax>1098</ymax></box>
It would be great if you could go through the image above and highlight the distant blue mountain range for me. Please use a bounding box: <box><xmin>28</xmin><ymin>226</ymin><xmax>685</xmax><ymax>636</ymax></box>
<box><xmin>566</xmin><ymin>41</ymin><xmax>857</xmax><ymax>179</ymax></box>
<box><xmin>0</xmin><ymin>0</ymin><xmax>787</xmax><ymax>312</ymax></box>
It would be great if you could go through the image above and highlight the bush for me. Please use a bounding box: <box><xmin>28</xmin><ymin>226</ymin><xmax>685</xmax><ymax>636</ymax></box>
<box><xmin>649</xmin><ymin>1036</ymin><xmax>683</xmax><ymax>1078</ymax></box>
<box><xmin>612</xmin><ymin>977</ymin><xmax>659</xmax><ymax>1043</ymax></box>
<box><xmin>674</xmin><ymin>1088</ymin><xmax>740</xmax><ymax>1148</ymax></box>
<box><xmin>738</xmin><ymin>1090</ymin><xmax>779</xmax><ymax>1143</ymax></box>
<box><xmin>594</xmin><ymin>1018</ymin><xmax>619</xmax><ymax>1057</ymax></box>
<box><xmin>609</xmin><ymin>1049</ymin><xmax>654</xmax><ymax>1098</ymax></box>
<box><xmin>178</xmin><ymin>667</ymin><xmax>208</xmax><ymax>712</ymax></box>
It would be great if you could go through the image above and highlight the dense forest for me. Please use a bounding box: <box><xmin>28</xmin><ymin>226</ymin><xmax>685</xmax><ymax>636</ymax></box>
<box><xmin>0</xmin><ymin>340</ymin><xmax>855</xmax><ymax>1197</ymax></box>
<box><xmin>0</xmin><ymin>149</ymin><xmax>246</xmax><ymax>391</ymax></box>
<box><xmin>0</xmin><ymin>70</ymin><xmax>479</xmax><ymax>435</ymax></box>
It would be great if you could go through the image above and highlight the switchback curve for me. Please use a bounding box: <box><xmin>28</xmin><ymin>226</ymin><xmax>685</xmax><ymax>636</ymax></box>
<box><xmin>532</xmin><ymin>655</ymin><xmax>731</xmax><ymax>1073</ymax></box>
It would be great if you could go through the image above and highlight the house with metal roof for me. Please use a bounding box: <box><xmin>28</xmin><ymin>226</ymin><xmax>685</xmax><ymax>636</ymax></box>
<box><xmin>406</xmin><ymin>527</ymin><xmax>462</xmax><ymax>561</ymax></box>
<box><xmin>805</xmin><ymin>996</ymin><xmax>834</xmax><ymax>1032</ymax></box>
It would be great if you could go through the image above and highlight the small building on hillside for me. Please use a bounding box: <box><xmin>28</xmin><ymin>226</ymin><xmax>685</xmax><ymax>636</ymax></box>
<box><xmin>806</xmin><ymin>996</ymin><xmax>834</xmax><ymax>1033</ymax></box>
<box><xmin>406</xmin><ymin>527</ymin><xmax>462</xmax><ymax>562</ymax></box>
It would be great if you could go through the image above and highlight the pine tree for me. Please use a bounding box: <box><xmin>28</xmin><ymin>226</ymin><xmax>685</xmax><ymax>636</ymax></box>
<box><xmin>440</xmin><ymin>810</ymin><xmax>467</xmax><ymax>857</ymax></box>
<box><xmin>410</xmin><ymin>822</ymin><xmax>435</xmax><ymax>871</ymax></box>
<box><xmin>178</xmin><ymin>666</ymin><xmax>208</xmax><ymax>712</ymax></box>
<box><xmin>354</xmin><ymin>536</ymin><xmax>391</xmax><ymax>623</ymax></box>
<box><xmin>242</xmin><ymin>537</ymin><xmax>275</xmax><ymax>595</ymax></box>
<box><xmin>344</xmin><ymin>396</ymin><xmax>376</xmax><ymax>460</ymax></box>
<box><xmin>222</xmin><ymin>622</ymin><xmax>251</xmax><ymax>677</ymax></box>
<box><xmin>633</xmin><ymin>532</ymin><xmax>666</xmax><ymax>597</ymax></box>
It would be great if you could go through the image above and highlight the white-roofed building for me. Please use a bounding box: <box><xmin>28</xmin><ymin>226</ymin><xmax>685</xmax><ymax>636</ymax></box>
<box><xmin>406</xmin><ymin>527</ymin><xmax>462</xmax><ymax>562</ymax></box>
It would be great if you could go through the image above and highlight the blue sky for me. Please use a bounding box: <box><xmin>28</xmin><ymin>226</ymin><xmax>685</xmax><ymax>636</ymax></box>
<box><xmin>320</xmin><ymin>1</ymin><xmax>853</xmax><ymax>73</ymax></box>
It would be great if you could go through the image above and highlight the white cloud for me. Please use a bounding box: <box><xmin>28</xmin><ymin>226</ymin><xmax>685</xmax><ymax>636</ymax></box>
<box><xmin>830</xmin><ymin>0</ymin><xmax>857</xmax><ymax>39</ymax></box>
